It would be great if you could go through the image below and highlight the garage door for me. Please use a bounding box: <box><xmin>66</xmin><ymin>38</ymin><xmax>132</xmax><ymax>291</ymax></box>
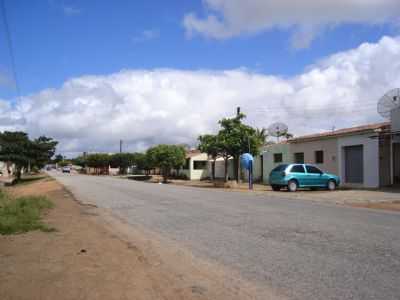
<box><xmin>344</xmin><ymin>145</ymin><xmax>364</xmax><ymax>183</ymax></box>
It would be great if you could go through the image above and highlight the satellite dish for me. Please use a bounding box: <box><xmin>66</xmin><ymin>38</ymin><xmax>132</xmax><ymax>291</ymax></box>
<box><xmin>377</xmin><ymin>88</ymin><xmax>400</xmax><ymax>119</ymax></box>
<box><xmin>268</xmin><ymin>122</ymin><xmax>288</xmax><ymax>142</ymax></box>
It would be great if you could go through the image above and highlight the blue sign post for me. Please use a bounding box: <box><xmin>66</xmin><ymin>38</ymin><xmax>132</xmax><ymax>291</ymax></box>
<box><xmin>240</xmin><ymin>153</ymin><xmax>254</xmax><ymax>190</ymax></box>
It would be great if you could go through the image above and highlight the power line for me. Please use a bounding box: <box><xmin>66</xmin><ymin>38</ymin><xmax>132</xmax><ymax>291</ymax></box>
<box><xmin>1</xmin><ymin>0</ymin><xmax>21</xmax><ymax>103</ymax></box>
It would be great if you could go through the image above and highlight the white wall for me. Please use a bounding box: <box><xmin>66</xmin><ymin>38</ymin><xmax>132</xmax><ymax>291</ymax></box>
<box><xmin>262</xmin><ymin>143</ymin><xmax>292</xmax><ymax>184</ymax></box>
<box><xmin>338</xmin><ymin>134</ymin><xmax>380</xmax><ymax>188</ymax></box>
<box><xmin>189</xmin><ymin>153</ymin><xmax>209</xmax><ymax>180</ymax></box>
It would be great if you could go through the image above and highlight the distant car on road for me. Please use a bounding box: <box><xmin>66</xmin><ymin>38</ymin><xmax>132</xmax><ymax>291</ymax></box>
<box><xmin>269</xmin><ymin>164</ymin><xmax>340</xmax><ymax>192</ymax></box>
<box><xmin>62</xmin><ymin>166</ymin><xmax>71</xmax><ymax>173</ymax></box>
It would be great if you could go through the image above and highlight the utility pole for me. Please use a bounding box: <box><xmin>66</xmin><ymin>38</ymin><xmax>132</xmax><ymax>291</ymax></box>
<box><xmin>119</xmin><ymin>140</ymin><xmax>123</xmax><ymax>175</ymax></box>
<box><xmin>237</xmin><ymin>106</ymin><xmax>240</xmax><ymax>117</ymax></box>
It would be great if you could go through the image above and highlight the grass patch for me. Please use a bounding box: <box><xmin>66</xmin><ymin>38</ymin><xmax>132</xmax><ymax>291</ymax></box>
<box><xmin>0</xmin><ymin>189</ymin><xmax>54</xmax><ymax>235</ymax></box>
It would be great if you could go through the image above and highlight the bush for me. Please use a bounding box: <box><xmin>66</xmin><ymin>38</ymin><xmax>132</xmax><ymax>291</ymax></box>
<box><xmin>0</xmin><ymin>191</ymin><xmax>54</xmax><ymax>235</ymax></box>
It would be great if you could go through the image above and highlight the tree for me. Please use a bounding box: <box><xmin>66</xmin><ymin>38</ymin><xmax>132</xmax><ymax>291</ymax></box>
<box><xmin>85</xmin><ymin>153</ymin><xmax>110</xmax><ymax>175</ymax></box>
<box><xmin>198</xmin><ymin>134</ymin><xmax>220</xmax><ymax>180</ymax></box>
<box><xmin>109</xmin><ymin>153</ymin><xmax>136</xmax><ymax>174</ymax></box>
<box><xmin>53</xmin><ymin>154</ymin><xmax>64</xmax><ymax>164</ymax></box>
<box><xmin>217</xmin><ymin>113</ymin><xmax>264</xmax><ymax>183</ymax></box>
<box><xmin>0</xmin><ymin>131</ymin><xmax>30</xmax><ymax>180</ymax></box>
<box><xmin>29</xmin><ymin>136</ymin><xmax>58</xmax><ymax>170</ymax></box>
<box><xmin>0</xmin><ymin>131</ymin><xmax>58</xmax><ymax>181</ymax></box>
<box><xmin>146</xmin><ymin>145</ymin><xmax>186</xmax><ymax>183</ymax></box>
<box><xmin>255</xmin><ymin>128</ymin><xmax>268</xmax><ymax>145</ymax></box>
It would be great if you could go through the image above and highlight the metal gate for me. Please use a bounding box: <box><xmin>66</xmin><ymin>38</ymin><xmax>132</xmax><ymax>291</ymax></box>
<box><xmin>344</xmin><ymin>145</ymin><xmax>364</xmax><ymax>183</ymax></box>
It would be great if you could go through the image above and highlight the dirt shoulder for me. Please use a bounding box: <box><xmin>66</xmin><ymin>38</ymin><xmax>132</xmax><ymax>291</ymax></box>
<box><xmin>0</xmin><ymin>177</ymin><xmax>273</xmax><ymax>300</ymax></box>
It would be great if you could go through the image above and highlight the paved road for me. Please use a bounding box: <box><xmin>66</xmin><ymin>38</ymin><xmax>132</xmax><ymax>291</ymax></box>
<box><xmin>51</xmin><ymin>172</ymin><xmax>400</xmax><ymax>300</ymax></box>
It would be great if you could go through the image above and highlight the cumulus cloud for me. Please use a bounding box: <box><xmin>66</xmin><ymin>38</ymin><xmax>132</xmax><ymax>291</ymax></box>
<box><xmin>1</xmin><ymin>36</ymin><xmax>400</xmax><ymax>156</ymax></box>
<box><xmin>183</xmin><ymin>0</ymin><xmax>400</xmax><ymax>48</ymax></box>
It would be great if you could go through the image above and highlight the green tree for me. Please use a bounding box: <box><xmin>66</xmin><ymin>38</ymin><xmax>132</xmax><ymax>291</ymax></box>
<box><xmin>53</xmin><ymin>154</ymin><xmax>64</xmax><ymax>164</ymax></box>
<box><xmin>29</xmin><ymin>136</ymin><xmax>58</xmax><ymax>170</ymax></box>
<box><xmin>198</xmin><ymin>134</ymin><xmax>220</xmax><ymax>180</ymax></box>
<box><xmin>85</xmin><ymin>153</ymin><xmax>110</xmax><ymax>175</ymax></box>
<box><xmin>146</xmin><ymin>145</ymin><xmax>186</xmax><ymax>183</ymax></box>
<box><xmin>0</xmin><ymin>131</ymin><xmax>31</xmax><ymax>180</ymax></box>
<box><xmin>0</xmin><ymin>132</ymin><xmax>57</xmax><ymax>181</ymax></box>
<box><xmin>217</xmin><ymin>113</ymin><xmax>264</xmax><ymax>183</ymax></box>
<box><xmin>109</xmin><ymin>153</ymin><xmax>136</xmax><ymax>174</ymax></box>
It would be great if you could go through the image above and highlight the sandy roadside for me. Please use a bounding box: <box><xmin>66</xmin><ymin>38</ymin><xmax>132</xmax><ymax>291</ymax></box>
<box><xmin>0</xmin><ymin>177</ymin><xmax>281</xmax><ymax>300</ymax></box>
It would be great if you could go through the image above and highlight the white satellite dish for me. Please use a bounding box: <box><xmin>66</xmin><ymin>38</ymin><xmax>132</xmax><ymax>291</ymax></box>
<box><xmin>377</xmin><ymin>88</ymin><xmax>400</xmax><ymax>119</ymax></box>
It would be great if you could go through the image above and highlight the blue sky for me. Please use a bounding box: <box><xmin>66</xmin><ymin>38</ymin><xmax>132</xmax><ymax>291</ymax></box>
<box><xmin>0</xmin><ymin>0</ymin><xmax>400</xmax><ymax>154</ymax></box>
<box><xmin>0</xmin><ymin>0</ymin><xmax>397</xmax><ymax>99</ymax></box>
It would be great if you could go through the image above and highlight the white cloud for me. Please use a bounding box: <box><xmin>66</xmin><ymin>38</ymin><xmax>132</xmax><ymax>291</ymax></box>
<box><xmin>132</xmin><ymin>29</ymin><xmax>160</xmax><ymax>43</ymax></box>
<box><xmin>183</xmin><ymin>0</ymin><xmax>400</xmax><ymax>48</ymax></box>
<box><xmin>1</xmin><ymin>36</ymin><xmax>400</xmax><ymax>156</ymax></box>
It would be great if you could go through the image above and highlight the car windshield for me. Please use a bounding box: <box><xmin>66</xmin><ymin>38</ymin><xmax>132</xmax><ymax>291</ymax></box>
<box><xmin>272</xmin><ymin>164</ymin><xmax>288</xmax><ymax>172</ymax></box>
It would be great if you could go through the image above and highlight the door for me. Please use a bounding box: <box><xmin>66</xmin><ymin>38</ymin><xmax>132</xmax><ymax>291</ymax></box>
<box><xmin>305</xmin><ymin>165</ymin><xmax>325</xmax><ymax>186</ymax></box>
<box><xmin>289</xmin><ymin>164</ymin><xmax>307</xmax><ymax>186</ymax></box>
<box><xmin>344</xmin><ymin>145</ymin><xmax>364</xmax><ymax>184</ymax></box>
<box><xmin>394</xmin><ymin>143</ymin><xmax>400</xmax><ymax>184</ymax></box>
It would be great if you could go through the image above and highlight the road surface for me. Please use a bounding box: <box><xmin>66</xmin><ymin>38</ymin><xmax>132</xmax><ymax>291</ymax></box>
<box><xmin>51</xmin><ymin>172</ymin><xmax>400</xmax><ymax>300</ymax></box>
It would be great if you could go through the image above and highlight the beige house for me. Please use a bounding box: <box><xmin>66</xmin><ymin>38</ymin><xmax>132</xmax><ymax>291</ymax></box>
<box><xmin>261</xmin><ymin>122</ymin><xmax>396</xmax><ymax>188</ymax></box>
<box><xmin>172</xmin><ymin>150</ymin><xmax>209</xmax><ymax>180</ymax></box>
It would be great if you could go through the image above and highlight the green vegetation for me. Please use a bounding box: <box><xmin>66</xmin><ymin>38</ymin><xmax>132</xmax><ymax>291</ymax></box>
<box><xmin>145</xmin><ymin>144</ymin><xmax>186</xmax><ymax>183</ymax></box>
<box><xmin>0</xmin><ymin>190</ymin><xmax>54</xmax><ymax>235</ymax></box>
<box><xmin>198</xmin><ymin>113</ymin><xmax>266</xmax><ymax>182</ymax></box>
<box><xmin>0</xmin><ymin>131</ymin><xmax>58</xmax><ymax>181</ymax></box>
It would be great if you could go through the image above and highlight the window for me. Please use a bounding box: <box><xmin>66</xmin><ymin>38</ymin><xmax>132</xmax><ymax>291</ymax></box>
<box><xmin>193</xmin><ymin>161</ymin><xmax>207</xmax><ymax>170</ymax></box>
<box><xmin>306</xmin><ymin>165</ymin><xmax>322</xmax><ymax>174</ymax></box>
<box><xmin>274</xmin><ymin>153</ymin><xmax>283</xmax><ymax>163</ymax></box>
<box><xmin>294</xmin><ymin>152</ymin><xmax>304</xmax><ymax>164</ymax></box>
<box><xmin>315</xmin><ymin>150</ymin><xmax>324</xmax><ymax>164</ymax></box>
<box><xmin>290</xmin><ymin>165</ymin><xmax>305</xmax><ymax>173</ymax></box>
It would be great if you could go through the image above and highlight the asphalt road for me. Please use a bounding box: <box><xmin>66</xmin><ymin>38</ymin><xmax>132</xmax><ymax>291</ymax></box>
<box><xmin>51</xmin><ymin>172</ymin><xmax>400</xmax><ymax>300</ymax></box>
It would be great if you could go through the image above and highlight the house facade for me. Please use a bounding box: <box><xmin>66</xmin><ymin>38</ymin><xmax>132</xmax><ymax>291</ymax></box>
<box><xmin>261</xmin><ymin>122</ymin><xmax>396</xmax><ymax>188</ymax></box>
<box><xmin>171</xmin><ymin>150</ymin><xmax>209</xmax><ymax>180</ymax></box>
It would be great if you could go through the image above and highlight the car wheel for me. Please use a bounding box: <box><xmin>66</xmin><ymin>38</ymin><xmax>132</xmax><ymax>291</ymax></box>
<box><xmin>288</xmin><ymin>180</ymin><xmax>298</xmax><ymax>192</ymax></box>
<box><xmin>327</xmin><ymin>180</ymin><xmax>336</xmax><ymax>191</ymax></box>
<box><xmin>272</xmin><ymin>185</ymin><xmax>281</xmax><ymax>191</ymax></box>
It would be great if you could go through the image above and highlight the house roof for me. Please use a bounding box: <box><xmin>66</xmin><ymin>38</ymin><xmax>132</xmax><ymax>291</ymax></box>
<box><xmin>185</xmin><ymin>149</ymin><xmax>202</xmax><ymax>158</ymax></box>
<box><xmin>288</xmin><ymin>122</ymin><xmax>390</xmax><ymax>143</ymax></box>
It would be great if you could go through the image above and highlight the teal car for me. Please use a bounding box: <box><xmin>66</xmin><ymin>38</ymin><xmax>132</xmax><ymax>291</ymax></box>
<box><xmin>269</xmin><ymin>164</ymin><xmax>340</xmax><ymax>192</ymax></box>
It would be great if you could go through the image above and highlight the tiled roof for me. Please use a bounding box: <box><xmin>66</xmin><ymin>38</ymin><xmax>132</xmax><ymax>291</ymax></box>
<box><xmin>185</xmin><ymin>149</ymin><xmax>202</xmax><ymax>158</ymax></box>
<box><xmin>288</xmin><ymin>122</ymin><xmax>390</xmax><ymax>143</ymax></box>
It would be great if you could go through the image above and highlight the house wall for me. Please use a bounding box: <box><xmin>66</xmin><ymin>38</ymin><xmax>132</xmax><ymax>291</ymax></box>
<box><xmin>290</xmin><ymin>138</ymin><xmax>339</xmax><ymax>175</ymax></box>
<box><xmin>214</xmin><ymin>158</ymin><xmax>235</xmax><ymax>180</ymax></box>
<box><xmin>188</xmin><ymin>153</ymin><xmax>209</xmax><ymax>180</ymax></box>
<box><xmin>379</xmin><ymin>134</ymin><xmax>392</xmax><ymax>186</ymax></box>
<box><xmin>338</xmin><ymin>134</ymin><xmax>380</xmax><ymax>188</ymax></box>
<box><xmin>391</xmin><ymin>107</ymin><xmax>400</xmax><ymax>135</ymax></box>
<box><xmin>262</xmin><ymin>143</ymin><xmax>292</xmax><ymax>184</ymax></box>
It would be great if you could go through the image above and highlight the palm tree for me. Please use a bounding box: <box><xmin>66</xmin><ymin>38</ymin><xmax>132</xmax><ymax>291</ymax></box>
<box><xmin>255</xmin><ymin>127</ymin><xmax>268</xmax><ymax>145</ymax></box>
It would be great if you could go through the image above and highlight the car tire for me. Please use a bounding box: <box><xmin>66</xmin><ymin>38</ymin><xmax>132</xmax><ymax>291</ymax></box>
<box><xmin>327</xmin><ymin>180</ymin><xmax>336</xmax><ymax>191</ymax></box>
<box><xmin>272</xmin><ymin>185</ymin><xmax>281</xmax><ymax>191</ymax></box>
<box><xmin>288</xmin><ymin>180</ymin><xmax>298</xmax><ymax>192</ymax></box>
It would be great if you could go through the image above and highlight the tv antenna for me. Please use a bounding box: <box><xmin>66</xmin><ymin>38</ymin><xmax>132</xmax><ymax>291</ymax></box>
<box><xmin>377</xmin><ymin>88</ymin><xmax>400</xmax><ymax>119</ymax></box>
<box><xmin>268</xmin><ymin>122</ymin><xmax>288</xmax><ymax>142</ymax></box>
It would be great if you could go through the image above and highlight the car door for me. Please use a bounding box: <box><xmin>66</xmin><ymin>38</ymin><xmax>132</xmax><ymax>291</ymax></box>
<box><xmin>305</xmin><ymin>165</ymin><xmax>324</xmax><ymax>186</ymax></box>
<box><xmin>289</xmin><ymin>164</ymin><xmax>307</xmax><ymax>186</ymax></box>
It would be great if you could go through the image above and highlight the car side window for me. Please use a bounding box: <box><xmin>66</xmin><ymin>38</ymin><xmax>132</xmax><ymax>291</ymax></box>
<box><xmin>290</xmin><ymin>165</ymin><xmax>305</xmax><ymax>173</ymax></box>
<box><xmin>306</xmin><ymin>165</ymin><xmax>322</xmax><ymax>174</ymax></box>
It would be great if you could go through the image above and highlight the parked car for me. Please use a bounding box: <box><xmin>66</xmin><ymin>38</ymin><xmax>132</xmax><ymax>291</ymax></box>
<box><xmin>62</xmin><ymin>166</ymin><xmax>71</xmax><ymax>173</ymax></box>
<box><xmin>269</xmin><ymin>164</ymin><xmax>340</xmax><ymax>192</ymax></box>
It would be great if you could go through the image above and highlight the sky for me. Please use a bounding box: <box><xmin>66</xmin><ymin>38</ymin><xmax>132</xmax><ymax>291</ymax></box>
<box><xmin>0</xmin><ymin>0</ymin><xmax>400</xmax><ymax>156</ymax></box>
